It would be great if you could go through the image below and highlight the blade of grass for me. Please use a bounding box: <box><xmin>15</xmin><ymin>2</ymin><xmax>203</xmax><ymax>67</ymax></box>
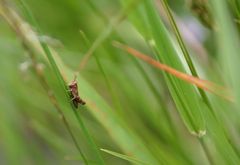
<box><xmin>160</xmin><ymin>0</ymin><xmax>216</xmax><ymax>112</ymax></box>
<box><xmin>28</xmin><ymin>48</ymin><xmax>89</xmax><ymax>165</ymax></box>
<box><xmin>4</xmin><ymin>1</ymin><xmax>105</xmax><ymax>164</ymax></box>
<box><xmin>114</xmin><ymin>41</ymin><xmax>240</xmax><ymax>164</ymax></box>
<box><xmin>78</xmin><ymin>0</ymin><xmax>141</xmax><ymax>70</ymax></box>
<box><xmin>121</xmin><ymin>0</ymin><xmax>206</xmax><ymax>137</ymax></box>
<box><xmin>137</xmin><ymin>6</ymin><xmax>238</xmax><ymax>163</ymax></box>
<box><xmin>0</xmin><ymin>2</ymin><xmax>89</xmax><ymax>164</ymax></box>
<box><xmin>143</xmin><ymin>0</ymin><xmax>205</xmax><ymax>135</ymax></box>
<box><xmin>162</xmin><ymin>1</ymin><xmax>240</xmax><ymax>161</ymax></box>
<box><xmin>101</xmin><ymin>149</ymin><xmax>148</xmax><ymax>165</ymax></box>
<box><xmin>82</xmin><ymin>0</ymin><xmax>179</xmax><ymax>149</ymax></box>
<box><xmin>79</xmin><ymin>30</ymin><xmax>122</xmax><ymax>114</ymax></box>
<box><xmin>85</xmin><ymin>0</ymin><xmax>181</xmax><ymax>146</ymax></box>
<box><xmin>84</xmin><ymin>2</ymin><xmax>193</xmax><ymax>162</ymax></box>
<box><xmin>120</xmin><ymin>1</ymin><xmax>213</xmax><ymax>163</ymax></box>
<box><xmin>113</xmin><ymin>42</ymin><xmax>233</xmax><ymax>101</ymax></box>
<box><xmin>1</xmin><ymin>2</ymin><xmax>160</xmax><ymax>164</ymax></box>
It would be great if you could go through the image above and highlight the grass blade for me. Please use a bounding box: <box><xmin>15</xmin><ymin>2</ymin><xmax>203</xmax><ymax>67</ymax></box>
<box><xmin>113</xmin><ymin>42</ymin><xmax>233</xmax><ymax>101</ymax></box>
<box><xmin>101</xmin><ymin>149</ymin><xmax>148</xmax><ymax>165</ymax></box>
<box><xmin>5</xmin><ymin>1</ymin><xmax>105</xmax><ymax>164</ymax></box>
<box><xmin>78</xmin><ymin>0</ymin><xmax>141</xmax><ymax>70</ymax></box>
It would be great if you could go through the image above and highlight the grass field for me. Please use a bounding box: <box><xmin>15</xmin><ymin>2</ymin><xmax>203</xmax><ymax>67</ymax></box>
<box><xmin>0</xmin><ymin>0</ymin><xmax>240</xmax><ymax>164</ymax></box>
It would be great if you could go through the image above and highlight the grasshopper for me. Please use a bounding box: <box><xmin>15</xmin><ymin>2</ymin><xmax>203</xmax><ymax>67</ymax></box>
<box><xmin>68</xmin><ymin>76</ymin><xmax>85</xmax><ymax>108</ymax></box>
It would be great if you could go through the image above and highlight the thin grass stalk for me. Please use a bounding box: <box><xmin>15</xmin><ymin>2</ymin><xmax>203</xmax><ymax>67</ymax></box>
<box><xmin>81</xmin><ymin>2</ymin><xmax>181</xmax><ymax>149</ymax></box>
<box><xmin>199</xmin><ymin>138</ymin><xmax>214</xmax><ymax>165</ymax></box>
<box><xmin>101</xmin><ymin>149</ymin><xmax>148</xmax><ymax>165</ymax></box>
<box><xmin>78</xmin><ymin>0</ymin><xmax>142</xmax><ymax>70</ymax></box>
<box><xmin>79</xmin><ymin>31</ymin><xmax>123</xmax><ymax>114</ymax></box>
<box><xmin>0</xmin><ymin>2</ymin><xmax>89</xmax><ymax>163</ymax></box>
<box><xmin>85</xmin><ymin>0</ymin><xmax>180</xmax><ymax>140</ymax></box>
<box><xmin>80</xmin><ymin>2</ymin><xmax>193</xmax><ymax>162</ymax></box>
<box><xmin>3</xmin><ymin>1</ymin><xmax>105</xmax><ymax>164</ymax></box>
<box><xmin>0</xmin><ymin>2</ymin><xmax>161</xmax><ymax>164</ymax></box>
<box><xmin>86</xmin><ymin>5</ymin><xmax>194</xmax><ymax>163</ymax></box>
<box><xmin>28</xmin><ymin>51</ymin><xmax>89</xmax><ymax>165</ymax></box>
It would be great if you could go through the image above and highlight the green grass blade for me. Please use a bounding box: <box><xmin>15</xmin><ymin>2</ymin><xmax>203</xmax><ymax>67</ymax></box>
<box><xmin>142</xmin><ymin>0</ymin><xmax>205</xmax><ymax>135</ymax></box>
<box><xmin>3</xmin><ymin>3</ymin><xmax>160</xmax><ymax>164</ymax></box>
<box><xmin>121</xmin><ymin>0</ymin><xmax>206</xmax><ymax>136</ymax></box>
<box><xmin>160</xmin><ymin>0</ymin><xmax>214</xmax><ymax>113</ymax></box>
<box><xmin>15</xmin><ymin>1</ymin><xmax>105</xmax><ymax>164</ymax></box>
<box><xmin>85</xmin><ymin>1</ymin><xmax>178</xmax><ymax>142</ymax></box>
<box><xmin>101</xmin><ymin>149</ymin><xmax>148</xmax><ymax>165</ymax></box>
<box><xmin>78</xmin><ymin>0</ymin><xmax>141</xmax><ymax>70</ymax></box>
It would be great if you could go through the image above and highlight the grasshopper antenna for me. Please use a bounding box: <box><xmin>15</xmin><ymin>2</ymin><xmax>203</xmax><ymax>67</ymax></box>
<box><xmin>73</xmin><ymin>72</ymin><xmax>78</xmax><ymax>81</ymax></box>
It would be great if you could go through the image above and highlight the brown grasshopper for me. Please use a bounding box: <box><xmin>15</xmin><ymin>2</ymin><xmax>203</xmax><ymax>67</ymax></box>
<box><xmin>68</xmin><ymin>76</ymin><xmax>85</xmax><ymax>108</ymax></box>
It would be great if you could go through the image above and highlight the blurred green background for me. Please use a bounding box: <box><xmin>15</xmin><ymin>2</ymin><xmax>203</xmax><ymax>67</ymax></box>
<box><xmin>1</xmin><ymin>0</ymin><xmax>240</xmax><ymax>164</ymax></box>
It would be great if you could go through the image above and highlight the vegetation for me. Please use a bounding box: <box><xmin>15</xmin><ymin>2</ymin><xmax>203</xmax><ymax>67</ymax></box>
<box><xmin>0</xmin><ymin>0</ymin><xmax>240</xmax><ymax>164</ymax></box>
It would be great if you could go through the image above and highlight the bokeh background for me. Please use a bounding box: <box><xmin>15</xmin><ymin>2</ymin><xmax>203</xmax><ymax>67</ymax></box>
<box><xmin>1</xmin><ymin>0</ymin><xmax>240</xmax><ymax>164</ymax></box>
